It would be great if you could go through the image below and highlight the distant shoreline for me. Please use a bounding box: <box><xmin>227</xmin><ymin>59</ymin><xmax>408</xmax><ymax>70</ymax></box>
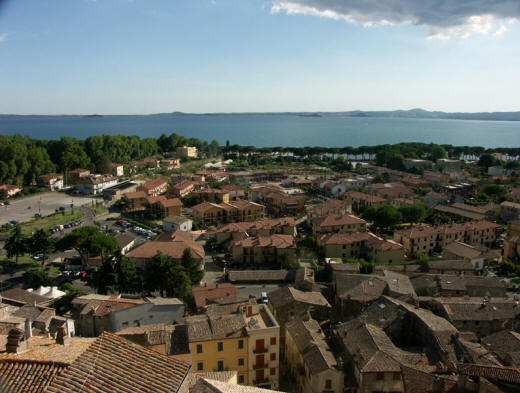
<box><xmin>1</xmin><ymin>108</ymin><xmax>520</xmax><ymax>122</ymax></box>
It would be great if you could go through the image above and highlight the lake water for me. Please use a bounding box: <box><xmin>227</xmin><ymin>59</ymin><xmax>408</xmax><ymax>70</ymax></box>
<box><xmin>0</xmin><ymin>114</ymin><xmax>519</xmax><ymax>148</ymax></box>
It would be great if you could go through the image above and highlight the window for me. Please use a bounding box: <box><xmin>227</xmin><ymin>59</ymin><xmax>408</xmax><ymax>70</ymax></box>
<box><xmin>197</xmin><ymin>361</ymin><xmax>204</xmax><ymax>371</ymax></box>
<box><xmin>325</xmin><ymin>380</ymin><xmax>332</xmax><ymax>389</ymax></box>
<box><xmin>270</xmin><ymin>337</ymin><xmax>276</xmax><ymax>345</ymax></box>
<box><xmin>217</xmin><ymin>342</ymin><xmax>224</xmax><ymax>352</ymax></box>
<box><xmin>270</xmin><ymin>368</ymin><xmax>276</xmax><ymax>376</ymax></box>
<box><xmin>393</xmin><ymin>372</ymin><xmax>401</xmax><ymax>380</ymax></box>
<box><xmin>238</xmin><ymin>340</ymin><xmax>244</xmax><ymax>349</ymax></box>
<box><xmin>238</xmin><ymin>357</ymin><xmax>245</xmax><ymax>366</ymax></box>
<box><xmin>270</xmin><ymin>353</ymin><xmax>276</xmax><ymax>361</ymax></box>
<box><xmin>196</xmin><ymin>344</ymin><xmax>203</xmax><ymax>354</ymax></box>
<box><xmin>122</xmin><ymin>322</ymin><xmax>128</xmax><ymax>327</ymax></box>
<box><xmin>238</xmin><ymin>375</ymin><xmax>245</xmax><ymax>384</ymax></box>
<box><xmin>376</xmin><ymin>373</ymin><xmax>384</xmax><ymax>381</ymax></box>
<box><xmin>217</xmin><ymin>360</ymin><xmax>224</xmax><ymax>372</ymax></box>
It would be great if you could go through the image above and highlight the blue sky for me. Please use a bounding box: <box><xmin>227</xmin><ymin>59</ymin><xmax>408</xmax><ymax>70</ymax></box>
<box><xmin>0</xmin><ymin>0</ymin><xmax>519</xmax><ymax>114</ymax></box>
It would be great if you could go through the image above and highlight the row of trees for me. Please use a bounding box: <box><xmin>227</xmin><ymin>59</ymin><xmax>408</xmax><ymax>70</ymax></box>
<box><xmin>0</xmin><ymin>133</ymin><xmax>220</xmax><ymax>186</ymax></box>
<box><xmin>223</xmin><ymin>142</ymin><xmax>519</xmax><ymax>161</ymax></box>
<box><xmin>361</xmin><ymin>203</ymin><xmax>451</xmax><ymax>231</ymax></box>
<box><xmin>93</xmin><ymin>249</ymin><xmax>203</xmax><ymax>303</ymax></box>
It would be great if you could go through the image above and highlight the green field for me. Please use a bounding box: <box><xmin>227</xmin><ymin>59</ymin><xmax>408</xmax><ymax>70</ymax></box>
<box><xmin>18</xmin><ymin>210</ymin><xmax>83</xmax><ymax>235</ymax></box>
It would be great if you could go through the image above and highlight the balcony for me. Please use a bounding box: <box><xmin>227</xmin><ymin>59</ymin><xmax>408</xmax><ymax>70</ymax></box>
<box><xmin>253</xmin><ymin>363</ymin><xmax>268</xmax><ymax>370</ymax></box>
<box><xmin>253</xmin><ymin>347</ymin><xmax>269</xmax><ymax>354</ymax></box>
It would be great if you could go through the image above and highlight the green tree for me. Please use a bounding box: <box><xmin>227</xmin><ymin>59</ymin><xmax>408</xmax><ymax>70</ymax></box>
<box><xmin>399</xmin><ymin>204</ymin><xmax>431</xmax><ymax>224</ymax></box>
<box><xmin>478</xmin><ymin>153</ymin><xmax>497</xmax><ymax>170</ymax></box>
<box><xmin>479</xmin><ymin>184</ymin><xmax>507</xmax><ymax>202</ymax></box>
<box><xmin>181</xmin><ymin>248</ymin><xmax>204</xmax><ymax>286</ymax></box>
<box><xmin>429</xmin><ymin>145</ymin><xmax>447</xmax><ymax>161</ymax></box>
<box><xmin>29</xmin><ymin>268</ymin><xmax>54</xmax><ymax>288</ymax></box>
<box><xmin>93</xmin><ymin>252</ymin><xmax>140</xmax><ymax>294</ymax></box>
<box><xmin>4</xmin><ymin>226</ymin><xmax>28</xmax><ymax>264</ymax></box>
<box><xmin>373</xmin><ymin>205</ymin><xmax>402</xmax><ymax>230</ymax></box>
<box><xmin>56</xmin><ymin>226</ymin><xmax>118</xmax><ymax>266</ymax></box>
<box><xmin>28</xmin><ymin>229</ymin><xmax>54</xmax><ymax>267</ymax></box>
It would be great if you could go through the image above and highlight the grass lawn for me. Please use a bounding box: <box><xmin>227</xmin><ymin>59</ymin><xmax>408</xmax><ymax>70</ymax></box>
<box><xmin>89</xmin><ymin>203</ymin><xmax>107</xmax><ymax>216</ymax></box>
<box><xmin>0</xmin><ymin>256</ymin><xmax>40</xmax><ymax>270</ymax></box>
<box><xmin>18</xmin><ymin>210</ymin><xmax>83</xmax><ymax>236</ymax></box>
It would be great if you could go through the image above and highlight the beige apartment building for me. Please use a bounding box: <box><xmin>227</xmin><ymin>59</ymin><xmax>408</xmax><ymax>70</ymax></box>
<box><xmin>312</xmin><ymin>214</ymin><xmax>367</xmax><ymax>237</ymax></box>
<box><xmin>177</xmin><ymin>145</ymin><xmax>198</xmax><ymax>158</ymax></box>
<box><xmin>231</xmin><ymin>234</ymin><xmax>296</xmax><ymax>266</ymax></box>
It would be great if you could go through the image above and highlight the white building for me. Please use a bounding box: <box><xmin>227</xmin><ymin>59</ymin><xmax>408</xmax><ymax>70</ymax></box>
<box><xmin>77</xmin><ymin>174</ymin><xmax>119</xmax><ymax>195</ymax></box>
<box><xmin>163</xmin><ymin>216</ymin><xmax>193</xmax><ymax>232</ymax></box>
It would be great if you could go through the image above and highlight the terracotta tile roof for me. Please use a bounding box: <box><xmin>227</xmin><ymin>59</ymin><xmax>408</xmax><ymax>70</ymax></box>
<box><xmin>187</xmin><ymin>371</ymin><xmax>238</xmax><ymax>388</ymax></box>
<box><xmin>146</xmin><ymin>195</ymin><xmax>166</xmax><ymax>204</ymax></box>
<box><xmin>192</xmin><ymin>202</ymin><xmax>225</xmax><ymax>213</ymax></box>
<box><xmin>401</xmin><ymin>365</ymin><xmax>458</xmax><ymax>393</ymax></box>
<box><xmin>231</xmin><ymin>234</ymin><xmax>296</xmax><ymax>249</ymax></box>
<box><xmin>45</xmin><ymin>332</ymin><xmax>191</xmax><ymax>393</ymax></box>
<box><xmin>172</xmin><ymin>180</ymin><xmax>196</xmax><ymax>190</ymax></box>
<box><xmin>216</xmin><ymin>217</ymin><xmax>295</xmax><ymax>234</ymax></box>
<box><xmin>434</xmin><ymin>205</ymin><xmax>486</xmax><ymax>221</ymax></box>
<box><xmin>0</xmin><ymin>288</ymin><xmax>50</xmax><ymax>306</ymax></box>
<box><xmin>345</xmin><ymin>191</ymin><xmax>386</xmax><ymax>203</ymax></box>
<box><xmin>159</xmin><ymin>197</ymin><xmax>183</xmax><ymax>208</ymax></box>
<box><xmin>191</xmin><ymin>377</ymin><xmax>283</xmax><ymax>393</ymax></box>
<box><xmin>0</xmin><ymin>336</ymin><xmax>95</xmax><ymax>364</ymax></box>
<box><xmin>219</xmin><ymin>184</ymin><xmax>243</xmax><ymax>192</ymax></box>
<box><xmin>140</xmin><ymin>177</ymin><xmax>168</xmax><ymax>190</ymax></box>
<box><xmin>126</xmin><ymin>239</ymin><xmax>205</xmax><ymax>260</ymax></box>
<box><xmin>307</xmin><ymin>199</ymin><xmax>351</xmax><ymax>217</ymax></box>
<box><xmin>268</xmin><ymin>286</ymin><xmax>330</xmax><ymax>309</ymax></box>
<box><xmin>314</xmin><ymin>214</ymin><xmax>366</xmax><ymax>228</ymax></box>
<box><xmin>319</xmin><ymin>232</ymin><xmax>371</xmax><ymax>245</ymax></box>
<box><xmin>455</xmin><ymin>363</ymin><xmax>520</xmax><ymax>384</ymax></box>
<box><xmin>185</xmin><ymin>313</ymin><xmax>246</xmax><ymax>342</ymax></box>
<box><xmin>0</xmin><ymin>359</ymin><xmax>68</xmax><ymax>393</ymax></box>
<box><xmin>192</xmin><ymin>284</ymin><xmax>237</xmax><ymax>309</ymax></box>
<box><xmin>285</xmin><ymin>318</ymin><xmax>338</xmax><ymax>374</ymax></box>
<box><xmin>124</xmin><ymin>191</ymin><xmax>147</xmax><ymax>200</ymax></box>
<box><xmin>431</xmin><ymin>297</ymin><xmax>519</xmax><ymax>321</ymax></box>
<box><xmin>443</xmin><ymin>241</ymin><xmax>485</xmax><ymax>259</ymax></box>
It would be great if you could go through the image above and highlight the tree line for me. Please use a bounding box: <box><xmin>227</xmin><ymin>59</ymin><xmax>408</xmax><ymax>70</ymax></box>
<box><xmin>2</xmin><ymin>131</ymin><xmax>517</xmax><ymax>187</ymax></box>
<box><xmin>0</xmin><ymin>133</ymin><xmax>220</xmax><ymax>186</ymax></box>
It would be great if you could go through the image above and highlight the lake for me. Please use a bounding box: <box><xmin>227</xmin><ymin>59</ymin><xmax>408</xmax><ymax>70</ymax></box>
<box><xmin>0</xmin><ymin>114</ymin><xmax>519</xmax><ymax>148</ymax></box>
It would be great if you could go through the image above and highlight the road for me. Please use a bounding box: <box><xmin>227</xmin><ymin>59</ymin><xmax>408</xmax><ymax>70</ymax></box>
<box><xmin>0</xmin><ymin>192</ymin><xmax>93</xmax><ymax>226</ymax></box>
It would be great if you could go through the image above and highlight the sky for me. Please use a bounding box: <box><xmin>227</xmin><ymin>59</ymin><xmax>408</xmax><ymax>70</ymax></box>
<box><xmin>0</xmin><ymin>0</ymin><xmax>519</xmax><ymax>114</ymax></box>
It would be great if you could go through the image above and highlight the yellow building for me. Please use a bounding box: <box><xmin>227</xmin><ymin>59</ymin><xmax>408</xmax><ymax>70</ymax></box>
<box><xmin>186</xmin><ymin>304</ymin><xmax>280</xmax><ymax>390</ymax></box>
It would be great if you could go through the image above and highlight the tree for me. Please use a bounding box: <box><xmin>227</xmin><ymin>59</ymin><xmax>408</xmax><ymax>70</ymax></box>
<box><xmin>53</xmin><ymin>283</ymin><xmax>85</xmax><ymax>315</ymax></box>
<box><xmin>373</xmin><ymin>205</ymin><xmax>402</xmax><ymax>230</ymax></box>
<box><xmin>4</xmin><ymin>226</ymin><xmax>27</xmax><ymax>264</ymax></box>
<box><xmin>429</xmin><ymin>145</ymin><xmax>447</xmax><ymax>161</ymax></box>
<box><xmin>181</xmin><ymin>248</ymin><xmax>204</xmax><ymax>286</ymax></box>
<box><xmin>28</xmin><ymin>229</ymin><xmax>54</xmax><ymax>267</ymax></box>
<box><xmin>399</xmin><ymin>204</ymin><xmax>431</xmax><ymax>224</ymax></box>
<box><xmin>164</xmin><ymin>265</ymin><xmax>192</xmax><ymax>299</ymax></box>
<box><xmin>29</xmin><ymin>268</ymin><xmax>54</xmax><ymax>289</ymax></box>
<box><xmin>478</xmin><ymin>153</ymin><xmax>497</xmax><ymax>170</ymax></box>
<box><xmin>480</xmin><ymin>184</ymin><xmax>507</xmax><ymax>203</ymax></box>
<box><xmin>56</xmin><ymin>226</ymin><xmax>118</xmax><ymax>266</ymax></box>
<box><xmin>93</xmin><ymin>252</ymin><xmax>140</xmax><ymax>295</ymax></box>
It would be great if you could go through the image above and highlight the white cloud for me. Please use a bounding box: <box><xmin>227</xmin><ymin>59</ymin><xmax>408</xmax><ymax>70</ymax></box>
<box><xmin>271</xmin><ymin>0</ymin><xmax>519</xmax><ymax>38</ymax></box>
<box><xmin>0</xmin><ymin>33</ymin><xmax>10</xmax><ymax>42</ymax></box>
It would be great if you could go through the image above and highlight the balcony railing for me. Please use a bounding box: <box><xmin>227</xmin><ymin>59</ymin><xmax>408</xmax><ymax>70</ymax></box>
<box><xmin>253</xmin><ymin>363</ymin><xmax>268</xmax><ymax>370</ymax></box>
<box><xmin>253</xmin><ymin>347</ymin><xmax>269</xmax><ymax>354</ymax></box>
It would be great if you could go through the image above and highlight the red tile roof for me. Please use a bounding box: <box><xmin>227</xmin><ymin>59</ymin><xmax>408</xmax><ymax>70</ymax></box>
<box><xmin>45</xmin><ymin>332</ymin><xmax>191</xmax><ymax>393</ymax></box>
<box><xmin>0</xmin><ymin>359</ymin><xmax>68</xmax><ymax>393</ymax></box>
<box><xmin>192</xmin><ymin>284</ymin><xmax>238</xmax><ymax>309</ymax></box>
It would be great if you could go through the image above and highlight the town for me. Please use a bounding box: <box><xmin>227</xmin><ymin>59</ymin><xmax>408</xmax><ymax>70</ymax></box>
<box><xmin>2</xmin><ymin>136</ymin><xmax>520</xmax><ymax>393</ymax></box>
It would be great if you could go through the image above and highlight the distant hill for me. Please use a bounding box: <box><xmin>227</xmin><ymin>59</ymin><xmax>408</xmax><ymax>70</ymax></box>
<box><xmin>1</xmin><ymin>109</ymin><xmax>520</xmax><ymax>121</ymax></box>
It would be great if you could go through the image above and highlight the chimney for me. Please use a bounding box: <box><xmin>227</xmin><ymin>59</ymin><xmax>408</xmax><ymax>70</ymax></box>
<box><xmin>6</xmin><ymin>328</ymin><xmax>27</xmax><ymax>354</ymax></box>
<box><xmin>56</xmin><ymin>326</ymin><xmax>66</xmax><ymax>345</ymax></box>
<box><xmin>25</xmin><ymin>319</ymin><xmax>33</xmax><ymax>338</ymax></box>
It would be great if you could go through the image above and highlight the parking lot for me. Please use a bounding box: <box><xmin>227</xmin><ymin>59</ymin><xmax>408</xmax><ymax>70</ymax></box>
<box><xmin>0</xmin><ymin>192</ymin><xmax>94</xmax><ymax>226</ymax></box>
